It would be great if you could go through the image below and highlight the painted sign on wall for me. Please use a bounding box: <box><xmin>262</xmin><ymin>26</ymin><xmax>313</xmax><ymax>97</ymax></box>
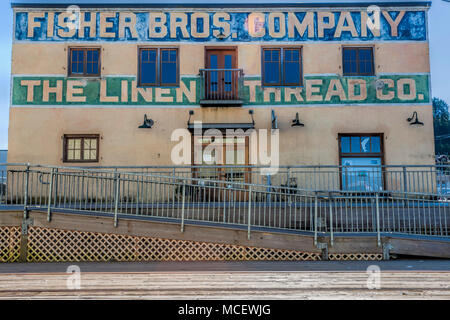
<box><xmin>15</xmin><ymin>9</ymin><xmax>427</xmax><ymax>42</ymax></box>
<box><xmin>12</xmin><ymin>74</ymin><xmax>430</xmax><ymax>106</ymax></box>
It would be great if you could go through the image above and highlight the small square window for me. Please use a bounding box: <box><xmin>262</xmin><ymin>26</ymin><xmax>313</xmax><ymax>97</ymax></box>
<box><xmin>69</xmin><ymin>48</ymin><xmax>101</xmax><ymax>77</ymax></box>
<box><xmin>63</xmin><ymin>135</ymin><xmax>99</xmax><ymax>163</ymax></box>
<box><xmin>343</xmin><ymin>47</ymin><xmax>374</xmax><ymax>76</ymax></box>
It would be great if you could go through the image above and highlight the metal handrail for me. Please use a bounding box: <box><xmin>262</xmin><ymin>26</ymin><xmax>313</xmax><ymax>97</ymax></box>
<box><xmin>0</xmin><ymin>163</ymin><xmax>448</xmax><ymax>243</ymax></box>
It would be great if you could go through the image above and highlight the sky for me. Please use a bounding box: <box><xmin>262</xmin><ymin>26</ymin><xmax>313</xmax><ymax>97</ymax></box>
<box><xmin>0</xmin><ymin>0</ymin><xmax>449</xmax><ymax>150</ymax></box>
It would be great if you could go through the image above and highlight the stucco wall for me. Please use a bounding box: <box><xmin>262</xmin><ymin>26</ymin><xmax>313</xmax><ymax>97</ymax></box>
<box><xmin>8</xmin><ymin>6</ymin><xmax>434</xmax><ymax>167</ymax></box>
<box><xmin>8</xmin><ymin>105</ymin><xmax>435</xmax><ymax>166</ymax></box>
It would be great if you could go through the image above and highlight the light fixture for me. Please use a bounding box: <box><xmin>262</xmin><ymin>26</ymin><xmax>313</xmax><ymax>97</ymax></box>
<box><xmin>249</xmin><ymin>110</ymin><xmax>255</xmax><ymax>126</ymax></box>
<box><xmin>291</xmin><ymin>113</ymin><xmax>305</xmax><ymax>127</ymax></box>
<box><xmin>187</xmin><ymin>110</ymin><xmax>194</xmax><ymax>126</ymax></box>
<box><xmin>407</xmin><ymin>111</ymin><xmax>424</xmax><ymax>126</ymax></box>
<box><xmin>138</xmin><ymin>114</ymin><xmax>154</xmax><ymax>129</ymax></box>
<box><xmin>216</xmin><ymin>29</ymin><xmax>227</xmax><ymax>40</ymax></box>
<box><xmin>271</xmin><ymin>110</ymin><xmax>278</xmax><ymax>130</ymax></box>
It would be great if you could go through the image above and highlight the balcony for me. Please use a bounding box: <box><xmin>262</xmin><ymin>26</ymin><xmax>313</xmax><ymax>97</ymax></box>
<box><xmin>199</xmin><ymin>69</ymin><xmax>244</xmax><ymax>106</ymax></box>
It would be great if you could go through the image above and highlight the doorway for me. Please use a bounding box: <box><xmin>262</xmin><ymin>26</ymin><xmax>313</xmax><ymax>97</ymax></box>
<box><xmin>204</xmin><ymin>47</ymin><xmax>238</xmax><ymax>100</ymax></box>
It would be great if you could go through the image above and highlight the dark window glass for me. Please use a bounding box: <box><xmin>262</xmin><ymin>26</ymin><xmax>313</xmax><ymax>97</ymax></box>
<box><xmin>140</xmin><ymin>49</ymin><xmax>157</xmax><ymax>85</ymax></box>
<box><xmin>263</xmin><ymin>48</ymin><xmax>302</xmax><ymax>86</ymax></box>
<box><xmin>69</xmin><ymin>48</ymin><xmax>100</xmax><ymax>77</ymax></box>
<box><xmin>343</xmin><ymin>47</ymin><xmax>374</xmax><ymax>76</ymax></box>
<box><xmin>284</xmin><ymin>49</ymin><xmax>301</xmax><ymax>85</ymax></box>
<box><xmin>371</xmin><ymin>136</ymin><xmax>381</xmax><ymax>153</ymax></box>
<box><xmin>350</xmin><ymin>137</ymin><xmax>360</xmax><ymax>153</ymax></box>
<box><xmin>86</xmin><ymin>49</ymin><xmax>99</xmax><ymax>75</ymax></box>
<box><xmin>139</xmin><ymin>48</ymin><xmax>179</xmax><ymax>87</ymax></box>
<box><xmin>341</xmin><ymin>135</ymin><xmax>383</xmax><ymax>155</ymax></box>
<box><xmin>341</xmin><ymin>136</ymin><xmax>350</xmax><ymax>153</ymax></box>
<box><xmin>263</xmin><ymin>49</ymin><xmax>281</xmax><ymax>85</ymax></box>
<box><xmin>160</xmin><ymin>49</ymin><xmax>177</xmax><ymax>85</ymax></box>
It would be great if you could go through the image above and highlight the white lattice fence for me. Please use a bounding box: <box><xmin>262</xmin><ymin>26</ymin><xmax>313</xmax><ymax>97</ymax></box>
<box><xmin>0</xmin><ymin>227</ymin><xmax>21</xmax><ymax>263</ymax></box>
<box><xmin>27</xmin><ymin>226</ymin><xmax>322</xmax><ymax>262</ymax></box>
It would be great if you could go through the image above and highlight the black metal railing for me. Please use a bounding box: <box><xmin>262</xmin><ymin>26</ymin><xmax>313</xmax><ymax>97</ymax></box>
<box><xmin>199</xmin><ymin>69</ymin><xmax>244</xmax><ymax>104</ymax></box>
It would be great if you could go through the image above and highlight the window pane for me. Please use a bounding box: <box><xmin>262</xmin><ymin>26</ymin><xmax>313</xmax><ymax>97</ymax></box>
<box><xmin>86</xmin><ymin>50</ymin><xmax>99</xmax><ymax>75</ymax></box>
<box><xmin>341</xmin><ymin>157</ymin><xmax>383</xmax><ymax>191</ymax></box>
<box><xmin>283</xmin><ymin>49</ymin><xmax>300</xmax><ymax>85</ymax></box>
<box><xmin>343</xmin><ymin>48</ymin><xmax>357</xmax><ymax>75</ymax></box>
<box><xmin>350</xmin><ymin>137</ymin><xmax>360</xmax><ymax>153</ymax></box>
<box><xmin>341</xmin><ymin>137</ymin><xmax>350</xmax><ymax>153</ymax></box>
<box><xmin>371</xmin><ymin>136</ymin><xmax>381</xmax><ymax>153</ymax></box>
<box><xmin>160</xmin><ymin>49</ymin><xmax>177</xmax><ymax>85</ymax></box>
<box><xmin>74</xmin><ymin>149</ymin><xmax>81</xmax><ymax>160</ymax></box>
<box><xmin>67</xmin><ymin>150</ymin><xmax>74</xmax><ymax>160</ymax></box>
<box><xmin>224</xmin><ymin>54</ymin><xmax>232</xmax><ymax>69</ymax></box>
<box><xmin>263</xmin><ymin>49</ymin><xmax>280</xmax><ymax>85</ymax></box>
<box><xmin>265</xmin><ymin>62</ymin><xmax>280</xmax><ymax>84</ymax></box>
<box><xmin>84</xmin><ymin>139</ymin><xmax>91</xmax><ymax>149</ymax></box>
<box><xmin>161</xmin><ymin>62</ymin><xmax>177</xmax><ymax>84</ymax></box>
<box><xmin>84</xmin><ymin>149</ymin><xmax>91</xmax><ymax>160</ymax></box>
<box><xmin>359</xmin><ymin>48</ymin><xmax>372</xmax><ymax>60</ymax></box>
<box><xmin>140</xmin><ymin>49</ymin><xmax>157</xmax><ymax>85</ymax></box>
<box><xmin>284</xmin><ymin>62</ymin><xmax>300</xmax><ymax>84</ymax></box>
<box><xmin>71</xmin><ymin>50</ymin><xmax>84</xmax><ymax>74</ymax></box>
<box><xmin>361</xmin><ymin>137</ymin><xmax>370</xmax><ymax>153</ymax></box>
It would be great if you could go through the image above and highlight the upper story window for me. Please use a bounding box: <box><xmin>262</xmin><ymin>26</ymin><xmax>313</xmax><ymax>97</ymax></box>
<box><xmin>68</xmin><ymin>48</ymin><xmax>101</xmax><ymax>77</ymax></box>
<box><xmin>262</xmin><ymin>47</ymin><xmax>302</xmax><ymax>87</ymax></box>
<box><xmin>342</xmin><ymin>47</ymin><xmax>374</xmax><ymax>76</ymax></box>
<box><xmin>139</xmin><ymin>48</ymin><xmax>179</xmax><ymax>87</ymax></box>
<box><xmin>63</xmin><ymin>134</ymin><xmax>99</xmax><ymax>163</ymax></box>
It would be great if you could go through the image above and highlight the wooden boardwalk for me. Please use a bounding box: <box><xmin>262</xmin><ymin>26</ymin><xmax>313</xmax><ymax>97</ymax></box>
<box><xmin>0</xmin><ymin>271</ymin><xmax>449</xmax><ymax>299</ymax></box>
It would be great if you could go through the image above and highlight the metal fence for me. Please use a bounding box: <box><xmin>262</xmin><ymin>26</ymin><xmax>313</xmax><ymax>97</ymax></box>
<box><xmin>199</xmin><ymin>69</ymin><xmax>244</xmax><ymax>103</ymax></box>
<box><xmin>0</xmin><ymin>164</ymin><xmax>449</xmax><ymax>243</ymax></box>
<box><xmin>76</xmin><ymin>164</ymin><xmax>450</xmax><ymax>195</ymax></box>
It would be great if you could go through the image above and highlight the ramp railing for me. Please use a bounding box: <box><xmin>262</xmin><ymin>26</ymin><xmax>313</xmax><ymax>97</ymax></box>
<box><xmin>0</xmin><ymin>164</ymin><xmax>449</xmax><ymax>243</ymax></box>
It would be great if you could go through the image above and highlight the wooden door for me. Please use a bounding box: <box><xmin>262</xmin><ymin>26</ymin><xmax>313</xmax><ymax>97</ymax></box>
<box><xmin>205</xmin><ymin>48</ymin><xmax>238</xmax><ymax>100</ymax></box>
<box><xmin>192</xmin><ymin>134</ymin><xmax>250</xmax><ymax>202</ymax></box>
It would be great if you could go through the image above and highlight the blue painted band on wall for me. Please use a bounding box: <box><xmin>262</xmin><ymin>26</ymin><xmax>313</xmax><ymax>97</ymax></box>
<box><xmin>15</xmin><ymin>10</ymin><xmax>427</xmax><ymax>42</ymax></box>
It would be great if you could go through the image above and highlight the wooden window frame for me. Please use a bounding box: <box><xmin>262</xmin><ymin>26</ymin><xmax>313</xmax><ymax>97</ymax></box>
<box><xmin>138</xmin><ymin>47</ymin><xmax>180</xmax><ymax>87</ymax></box>
<box><xmin>68</xmin><ymin>47</ymin><xmax>101</xmax><ymax>78</ymax></box>
<box><xmin>261</xmin><ymin>46</ymin><xmax>303</xmax><ymax>87</ymax></box>
<box><xmin>342</xmin><ymin>46</ymin><xmax>375</xmax><ymax>77</ymax></box>
<box><xmin>338</xmin><ymin>133</ymin><xmax>385</xmax><ymax>191</ymax></box>
<box><xmin>63</xmin><ymin>134</ymin><xmax>100</xmax><ymax>163</ymax></box>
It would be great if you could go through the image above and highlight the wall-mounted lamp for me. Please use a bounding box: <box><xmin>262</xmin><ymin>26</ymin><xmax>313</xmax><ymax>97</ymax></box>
<box><xmin>291</xmin><ymin>113</ymin><xmax>305</xmax><ymax>127</ymax></box>
<box><xmin>138</xmin><ymin>114</ymin><xmax>154</xmax><ymax>129</ymax></box>
<box><xmin>187</xmin><ymin>110</ymin><xmax>194</xmax><ymax>126</ymax></box>
<box><xmin>271</xmin><ymin>110</ymin><xmax>278</xmax><ymax>130</ymax></box>
<box><xmin>407</xmin><ymin>111</ymin><xmax>424</xmax><ymax>126</ymax></box>
<box><xmin>216</xmin><ymin>29</ymin><xmax>227</xmax><ymax>40</ymax></box>
<box><xmin>249</xmin><ymin>110</ymin><xmax>255</xmax><ymax>126</ymax></box>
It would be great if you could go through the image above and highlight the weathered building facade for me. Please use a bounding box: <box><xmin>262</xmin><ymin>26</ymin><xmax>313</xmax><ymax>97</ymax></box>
<box><xmin>9</xmin><ymin>1</ymin><xmax>433</xmax><ymax>178</ymax></box>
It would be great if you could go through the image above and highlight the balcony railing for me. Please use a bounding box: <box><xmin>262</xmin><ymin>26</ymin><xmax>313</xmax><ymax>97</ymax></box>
<box><xmin>199</xmin><ymin>69</ymin><xmax>244</xmax><ymax>105</ymax></box>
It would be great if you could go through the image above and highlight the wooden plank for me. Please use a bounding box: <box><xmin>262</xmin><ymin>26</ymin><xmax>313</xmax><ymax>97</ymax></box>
<box><xmin>388</xmin><ymin>237</ymin><xmax>450</xmax><ymax>258</ymax></box>
<box><xmin>0</xmin><ymin>272</ymin><xmax>448</xmax><ymax>299</ymax></box>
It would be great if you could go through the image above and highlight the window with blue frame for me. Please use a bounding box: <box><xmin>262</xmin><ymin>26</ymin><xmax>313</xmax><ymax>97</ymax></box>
<box><xmin>139</xmin><ymin>48</ymin><xmax>179</xmax><ymax>87</ymax></box>
<box><xmin>342</xmin><ymin>47</ymin><xmax>375</xmax><ymax>76</ymax></box>
<box><xmin>69</xmin><ymin>48</ymin><xmax>101</xmax><ymax>77</ymax></box>
<box><xmin>262</xmin><ymin>47</ymin><xmax>302</xmax><ymax>87</ymax></box>
<box><xmin>339</xmin><ymin>134</ymin><xmax>384</xmax><ymax>192</ymax></box>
